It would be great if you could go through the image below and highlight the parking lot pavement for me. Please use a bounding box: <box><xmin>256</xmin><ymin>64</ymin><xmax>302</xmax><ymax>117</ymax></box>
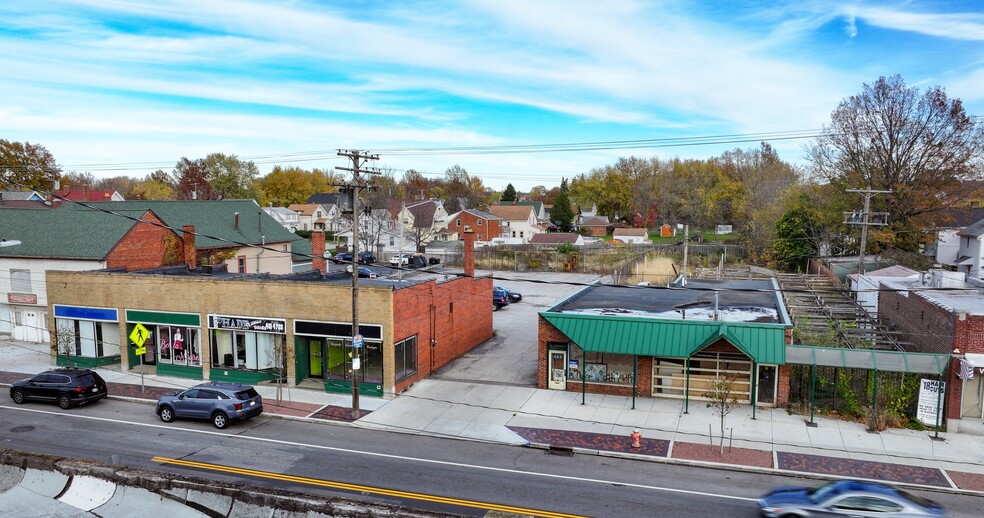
<box><xmin>430</xmin><ymin>271</ymin><xmax>604</xmax><ymax>386</ymax></box>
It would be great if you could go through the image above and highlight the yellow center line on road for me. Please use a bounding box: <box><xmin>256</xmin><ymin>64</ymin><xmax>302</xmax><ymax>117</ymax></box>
<box><xmin>152</xmin><ymin>456</ymin><xmax>585</xmax><ymax>518</ymax></box>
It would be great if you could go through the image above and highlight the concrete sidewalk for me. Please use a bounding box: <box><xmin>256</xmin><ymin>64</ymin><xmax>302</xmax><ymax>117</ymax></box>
<box><xmin>4</xmin><ymin>338</ymin><xmax>984</xmax><ymax>495</ymax></box>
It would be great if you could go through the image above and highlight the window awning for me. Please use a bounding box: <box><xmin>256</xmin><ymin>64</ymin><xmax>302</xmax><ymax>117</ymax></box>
<box><xmin>541</xmin><ymin>312</ymin><xmax>787</xmax><ymax>364</ymax></box>
<box><xmin>785</xmin><ymin>345</ymin><xmax>949</xmax><ymax>374</ymax></box>
<box><xmin>964</xmin><ymin>353</ymin><xmax>984</xmax><ymax>368</ymax></box>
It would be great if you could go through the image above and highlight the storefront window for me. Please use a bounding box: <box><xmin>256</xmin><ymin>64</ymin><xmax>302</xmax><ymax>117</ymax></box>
<box><xmin>324</xmin><ymin>339</ymin><xmax>383</xmax><ymax>384</ymax></box>
<box><xmin>157</xmin><ymin>326</ymin><xmax>201</xmax><ymax>366</ymax></box>
<box><xmin>568</xmin><ymin>343</ymin><xmax>634</xmax><ymax>384</ymax></box>
<box><xmin>211</xmin><ymin>330</ymin><xmax>278</xmax><ymax>370</ymax></box>
<box><xmin>394</xmin><ymin>336</ymin><xmax>418</xmax><ymax>381</ymax></box>
<box><xmin>55</xmin><ymin>318</ymin><xmax>121</xmax><ymax>358</ymax></box>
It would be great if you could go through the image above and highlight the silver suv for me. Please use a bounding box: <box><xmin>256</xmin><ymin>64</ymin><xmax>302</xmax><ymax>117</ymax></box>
<box><xmin>156</xmin><ymin>381</ymin><xmax>263</xmax><ymax>429</ymax></box>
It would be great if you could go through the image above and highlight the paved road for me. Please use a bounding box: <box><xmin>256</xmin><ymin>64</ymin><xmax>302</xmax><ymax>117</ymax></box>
<box><xmin>3</xmin><ymin>398</ymin><xmax>981</xmax><ymax>517</ymax></box>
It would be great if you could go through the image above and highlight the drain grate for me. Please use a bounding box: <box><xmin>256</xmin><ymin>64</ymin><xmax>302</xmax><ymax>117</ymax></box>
<box><xmin>546</xmin><ymin>446</ymin><xmax>574</xmax><ymax>456</ymax></box>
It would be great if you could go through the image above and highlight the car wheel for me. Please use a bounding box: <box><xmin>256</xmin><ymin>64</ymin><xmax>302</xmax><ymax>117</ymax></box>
<box><xmin>11</xmin><ymin>389</ymin><xmax>25</xmax><ymax>404</ymax></box>
<box><xmin>159</xmin><ymin>407</ymin><xmax>175</xmax><ymax>423</ymax></box>
<box><xmin>493</xmin><ymin>304</ymin><xmax>499</xmax><ymax>312</ymax></box>
<box><xmin>212</xmin><ymin>412</ymin><xmax>229</xmax><ymax>429</ymax></box>
<box><xmin>58</xmin><ymin>394</ymin><xmax>71</xmax><ymax>409</ymax></box>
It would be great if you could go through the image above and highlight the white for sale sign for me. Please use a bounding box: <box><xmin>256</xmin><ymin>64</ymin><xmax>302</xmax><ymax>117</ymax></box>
<box><xmin>917</xmin><ymin>378</ymin><xmax>946</xmax><ymax>426</ymax></box>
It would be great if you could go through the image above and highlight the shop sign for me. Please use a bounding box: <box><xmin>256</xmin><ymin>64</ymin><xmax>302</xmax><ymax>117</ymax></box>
<box><xmin>208</xmin><ymin>314</ymin><xmax>286</xmax><ymax>334</ymax></box>
<box><xmin>917</xmin><ymin>378</ymin><xmax>946</xmax><ymax>426</ymax></box>
<box><xmin>7</xmin><ymin>292</ymin><xmax>37</xmax><ymax>304</ymax></box>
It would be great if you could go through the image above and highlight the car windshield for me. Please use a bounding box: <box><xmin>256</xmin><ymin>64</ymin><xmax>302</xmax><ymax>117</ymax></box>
<box><xmin>235</xmin><ymin>388</ymin><xmax>260</xmax><ymax>400</ymax></box>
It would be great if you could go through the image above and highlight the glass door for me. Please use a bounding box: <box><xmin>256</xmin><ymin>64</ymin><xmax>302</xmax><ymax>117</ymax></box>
<box><xmin>309</xmin><ymin>340</ymin><xmax>324</xmax><ymax>378</ymax></box>
<box><xmin>548</xmin><ymin>350</ymin><xmax>567</xmax><ymax>390</ymax></box>
<box><xmin>757</xmin><ymin>365</ymin><xmax>777</xmax><ymax>405</ymax></box>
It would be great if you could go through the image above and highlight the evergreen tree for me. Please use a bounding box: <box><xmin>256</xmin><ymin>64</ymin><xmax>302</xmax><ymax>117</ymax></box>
<box><xmin>551</xmin><ymin>189</ymin><xmax>575</xmax><ymax>230</ymax></box>
<box><xmin>560</xmin><ymin>177</ymin><xmax>569</xmax><ymax>192</ymax></box>
<box><xmin>502</xmin><ymin>183</ymin><xmax>517</xmax><ymax>202</ymax></box>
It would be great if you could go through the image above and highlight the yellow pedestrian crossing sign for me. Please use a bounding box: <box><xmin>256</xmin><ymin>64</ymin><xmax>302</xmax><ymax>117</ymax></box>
<box><xmin>130</xmin><ymin>323</ymin><xmax>149</xmax><ymax>348</ymax></box>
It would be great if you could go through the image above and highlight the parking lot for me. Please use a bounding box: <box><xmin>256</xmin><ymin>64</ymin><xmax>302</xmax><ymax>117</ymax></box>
<box><xmin>431</xmin><ymin>270</ymin><xmax>605</xmax><ymax>386</ymax></box>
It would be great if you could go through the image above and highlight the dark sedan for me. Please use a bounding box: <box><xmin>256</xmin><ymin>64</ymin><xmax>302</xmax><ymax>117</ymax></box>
<box><xmin>495</xmin><ymin>286</ymin><xmax>522</xmax><ymax>303</ymax></box>
<box><xmin>331</xmin><ymin>252</ymin><xmax>375</xmax><ymax>264</ymax></box>
<box><xmin>758</xmin><ymin>480</ymin><xmax>944</xmax><ymax>517</ymax></box>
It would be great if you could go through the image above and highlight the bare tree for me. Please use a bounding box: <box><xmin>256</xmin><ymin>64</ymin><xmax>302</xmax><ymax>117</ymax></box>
<box><xmin>808</xmin><ymin>75</ymin><xmax>984</xmax><ymax>251</ymax></box>
<box><xmin>705</xmin><ymin>376</ymin><xmax>741</xmax><ymax>454</ymax></box>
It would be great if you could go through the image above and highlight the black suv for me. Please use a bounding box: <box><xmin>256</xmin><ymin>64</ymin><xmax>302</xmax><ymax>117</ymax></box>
<box><xmin>10</xmin><ymin>368</ymin><xmax>108</xmax><ymax>409</ymax></box>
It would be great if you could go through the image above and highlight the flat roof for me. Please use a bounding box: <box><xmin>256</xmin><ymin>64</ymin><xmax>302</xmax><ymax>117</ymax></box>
<box><xmin>881</xmin><ymin>278</ymin><xmax>984</xmax><ymax>316</ymax></box>
<box><xmin>122</xmin><ymin>264</ymin><xmax>441</xmax><ymax>289</ymax></box>
<box><xmin>548</xmin><ymin>279</ymin><xmax>789</xmax><ymax>324</ymax></box>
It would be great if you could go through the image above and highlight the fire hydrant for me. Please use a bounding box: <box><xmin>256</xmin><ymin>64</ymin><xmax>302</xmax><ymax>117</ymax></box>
<box><xmin>630</xmin><ymin>429</ymin><xmax>642</xmax><ymax>448</ymax></box>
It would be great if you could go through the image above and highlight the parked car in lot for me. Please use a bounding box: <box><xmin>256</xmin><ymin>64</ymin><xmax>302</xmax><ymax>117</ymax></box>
<box><xmin>9</xmin><ymin>368</ymin><xmax>108</xmax><ymax>409</ymax></box>
<box><xmin>389</xmin><ymin>253</ymin><xmax>413</xmax><ymax>266</ymax></box>
<box><xmin>495</xmin><ymin>286</ymin><xmax>522</xmax><ymax>303</ymax></box>
<box><xmin>492</xmin><ymin>286</ymin><xmax>510</xmax><ymax>311</ymax></box>
<box><xmin>758</xmin><ymin>480</ymin><xmax>944</xmax><ymax>517</ymax></box>
<box><xmin>332</xmin><ymin>252</ymin><xmax>375</xmax><ymax>264</ymax></box>
<box><xmin>156</xmin><ymin>381</ymin><xmax>263</xmax><ymax>429</ymax></box>
<box><xmin>346</xmin><ymin>265</ymin><xmax>378</xmax><ymax>278</ymax></box>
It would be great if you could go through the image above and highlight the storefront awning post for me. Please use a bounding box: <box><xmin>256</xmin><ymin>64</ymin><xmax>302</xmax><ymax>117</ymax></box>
<box><xmin>809</xmin><ymin>363</ymin><xmax>816</xmax><ymax>425</ymax></box>
<box><xmin>751</xmin><ymin>361</ymin><xmax>757</xmax><ymax>420</ymax></box>
<box><xmin>581</xmin><ymin>368</ymin><xmax>586</xmax><ymax>405</ymax></box>
<box><xmin>684</xmin><ymin>357</ymin><xmax>690</xmax><ymax>414</ymax></box>
<box><xmin>934</xmin><ymin>372</ymin><xmax>943</xmax><ymax>439</ymax></box>
<box><xmin>632</xmin><ymin>355</ymin><xmax>637</xmax><ymax>410</ymax></box>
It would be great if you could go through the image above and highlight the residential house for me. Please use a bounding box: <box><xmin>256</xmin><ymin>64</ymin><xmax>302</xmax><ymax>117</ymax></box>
<box><xmin>45</xmin><ymin>231</ymin><xmax>492</xmax><ymax>396</ymax></box>
<box><xmin>68</xmin><ymin>199</ymin><xmax>302</xmax><ymax>275</ymax></box>
<box><xmin>953</xmin><ymin>218</ymin><xmax>984</xmax><ymax>279</ymax></box>
<box><xmin>0</xmin><ymin>206</ymin><xmax>189</xmax><ymax>343</ymax></box>
<box><xmin>878</xmin><ymin>271</ymin><xmax>984</xmax><ymax>432</ymax></box>
<box><xmin>388</xmin><ymin>199</ymin><xmax>449</xmax><ymax>251</ymax></box>
<box><xmin>263</xmin><ymin>206</ymin><xmax>300</xmax><ymax>232</ymax></box>
<box><xmin>579</xmin><ymin>216</ymin><xmax>611</xmax><ymax>237</ymax></box>
<box><xmin>612</xmin><ymin>228</ymin><xmax>650</xmax><ymax>244</ymax></box>
<box><xmin>924</xmin><ymin>208</ymin><xmax>984</xmax><ymax>267</ymax></box>
<box><xmin>575</xmin><ymin>204</ymin><xmax>599</xmax><ymax>225</ymax></box>
<box><xmin>447</xmin><ymin>209</ymin><xmax>503</xmax><ymax>243</ymax></box>
<box><xmin>55</xmin><ymin>189</ymin><xmax>125</xmax><ymax>202</ymax></box>
<box><xmin>500</xmin><ymin>201</ymin><xmax>548</xmax><ymax>225</ymax></box>
<box><xmin>306</xmin><ymin>193</ymin><xmax>341</xmax><ymax>206</ymax></box>
<box><xmin>289</xmin><ymin>203</ymin><xmax>342</xmax><ymax>232</ymax></box>
<box><xmin>489</xmin><ymin>204</ymin><xmax>542</xmax><ymax>243</ymax></box>
<box><xmin>529</xmin><ymin>233</ymin><xmax>585</xmax><ymax>246</ymax></box>
<box><xmin>0</xmin><ymin>190</ymin><xmax>47</xmax><ymax>207</ymax></box>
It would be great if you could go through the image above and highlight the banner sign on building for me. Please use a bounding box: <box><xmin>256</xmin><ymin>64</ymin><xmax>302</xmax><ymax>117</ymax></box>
<box><xmin>208</xmin><ymin>314</ymin><xmax>286</xmax><ymax>334</ymax></box>
<box><xmin>917</xmin><ymin>378</ymin><xmax>946</xmax><ymax>426</ymax></box>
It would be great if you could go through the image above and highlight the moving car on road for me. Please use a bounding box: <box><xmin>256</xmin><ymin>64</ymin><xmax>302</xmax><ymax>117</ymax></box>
<box><xmin>758</xmin><ymin>480</ymin><xmax>944</xmax><ymax>517</ymax></box>
<box><xmin>9</xmin><ymin>368</ymin><xmax>108</xmax><ymax>409</ymax></box>
<box><xmin>156</xmin><ymin>381</ymin><xmax>263</xmax><ymax>429</ymax></box>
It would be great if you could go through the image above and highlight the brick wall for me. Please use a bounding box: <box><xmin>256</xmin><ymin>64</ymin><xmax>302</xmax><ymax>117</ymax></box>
<box><xmin>105</xmin><ymin>212</ymin><xmax>184</xmax><ymax>271</ymax></box>
<box><xmin>450</xmin><ymin>212</ymin><xmax>502</xmax><ymax>241</ymax></box>
<box><xmin>878</xmin><ymin>288</ymin><xmax>955</xmax><ymax>354</ymax></box>
<box><xmin>393</xmin><ymin>275</ymin><xmax>493</xmax><ymax>393</ymax></box>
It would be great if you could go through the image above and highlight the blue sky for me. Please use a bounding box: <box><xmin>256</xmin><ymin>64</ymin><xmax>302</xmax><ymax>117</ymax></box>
<box><xmin>1</xmin><ymin>0</ymin><xmax>982</xmax><ymax>191</ymax></box>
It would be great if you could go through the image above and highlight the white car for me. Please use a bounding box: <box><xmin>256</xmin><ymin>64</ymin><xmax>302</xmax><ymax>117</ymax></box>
<box><xmin>389</xmin><ymin>254</ymin><xmax>412</xmax><ymax>266</ymax></box>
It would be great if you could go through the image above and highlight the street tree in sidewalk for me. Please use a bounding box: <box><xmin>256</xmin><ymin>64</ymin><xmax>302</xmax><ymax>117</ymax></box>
<box><xmin>705</xmin><ymin>376</ymin><xmax>740</xmax><ymax>454</ymax></box>
<box><xmin>807</xmin><ymin>74</ymin><xmax>984</xmax><ymax>252</ymax></box>
<box><xmin>0</xmin><ymin>139</ymin><xmax>61</xmax><ymax>191</ymax></box>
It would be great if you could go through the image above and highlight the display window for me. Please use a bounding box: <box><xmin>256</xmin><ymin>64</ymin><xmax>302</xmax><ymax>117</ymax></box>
<box><xmin>568</xmin><ymin>343</ymin><xmax>634</xmax><ymax>385</ymax></box>
<box><xmin>394</xmin><ymin>336</ymin><xmax>418</xmax><ymax>381</ymax></box>
<box><xmin>211</xmin><ymin>330</ymin><xmax>280</xmax><ymax>370</ymax></box>
<box><xmin>55</xmin><ymin>318</ymin><xmax>121</xmax><ymax>358</ymax></box>
<box><xmin>156</xmin><ymin>325</ymin><xmax>201</xmax><ymax>366</ymax></box>
<box><xmin>324</xmin><ymin>339</ymin><xmax>383</xmax><ymax>384</ymax></box>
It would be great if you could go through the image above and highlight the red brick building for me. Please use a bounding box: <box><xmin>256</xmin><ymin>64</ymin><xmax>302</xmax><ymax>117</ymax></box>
<box><xmin>447</xmin><ymin>209</ymin><xmax>503</xmax><ymax>242</ymax></box>
<box><xmin>878</xmin><ymin>272</ymin><xmax>984</xmax><ymax>430</ymax></box>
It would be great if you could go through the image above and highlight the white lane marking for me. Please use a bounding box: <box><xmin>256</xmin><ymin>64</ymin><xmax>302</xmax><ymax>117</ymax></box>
<box><xmin>0</xmin><ymin>404</ymin><xmax>757</xmax><ymax>503</ymax></box>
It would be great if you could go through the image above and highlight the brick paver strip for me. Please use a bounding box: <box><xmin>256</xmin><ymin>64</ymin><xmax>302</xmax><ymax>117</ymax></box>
<box><xmin>309</xmin><ymin>406</ymin><xmax>371</xmax><ymax>422</ymax></box>
<box><xmin>508</xmin><ymin>426</ymin><xmax>670</xmax><ymax>457</ymax></box>
<box><xmin>946</xmin><ymin>470</ymin><xmax>984</xmax><ymax>492</ymax></box>
<box><xmin>672</xmin><ymin>442</ymin><xmax>773</xmax><ymax>468</ymax></box>
<box><xmin>777</xmin><ymin>451</ymin><xmax>950</xmax><ymax>487</ymax></box>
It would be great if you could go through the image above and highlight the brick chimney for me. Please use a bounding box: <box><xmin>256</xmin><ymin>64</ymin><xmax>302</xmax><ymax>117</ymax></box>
<box><xmin>462</xmin><ymin>225</ymin><xmax>476</xmax><ymax>277</ymax></box>
<box><xmin>182</xmin><ymin>225</ymin><xmax>197</xmax><ymax>270</ymax></box>
<box><xmin>312</xmin><ymin>230</ymin><xmax>327</xmax><ymax>274</ymax></box>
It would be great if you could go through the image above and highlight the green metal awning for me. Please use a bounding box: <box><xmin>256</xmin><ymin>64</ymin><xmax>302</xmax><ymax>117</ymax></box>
<box><xmin>786</xmin><ymin>345</ymin><xmax>949</xmax><ymax>374</ymax></box>
<box><xmin>541</xmin><ymin>312</ymin><xmax>787</xmax><ymax>364</ymax></box>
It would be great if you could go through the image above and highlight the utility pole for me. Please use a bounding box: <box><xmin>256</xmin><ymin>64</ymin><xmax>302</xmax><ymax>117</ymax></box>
<box><xmin>336</xmin><ymin>149</ymin><xmax>380</xmax><ymax>419</ymax></box>
<box><xmin>398</xmin><ymin>201</ymin><xmax>406</xmax><ymax>280</ymax></box>
<box><xmin>682</xmin><ymin>224</ymin><xmax>689</xmax><ymax>279</ymax></box>
<box><xmin>845</xmin><ymin>187</ymin><xmax>892</xmax><ymax>275</ymax></box>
